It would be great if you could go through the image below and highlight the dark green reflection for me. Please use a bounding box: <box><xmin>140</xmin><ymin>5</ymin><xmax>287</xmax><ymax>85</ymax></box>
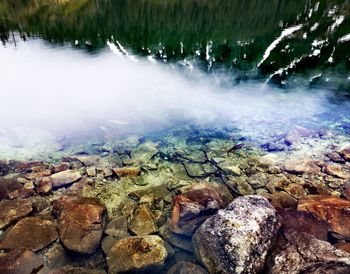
<box><xmin>0</xmin><ymin>0</ymin><xmax>349</xmax><ymax>89</ymax></box>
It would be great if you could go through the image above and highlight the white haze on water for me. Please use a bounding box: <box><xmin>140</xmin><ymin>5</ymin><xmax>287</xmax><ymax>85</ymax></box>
<box><xmin>0</xmin><ymin>38</ymin><xmax>343</xmax><ymax>147</ymax></box>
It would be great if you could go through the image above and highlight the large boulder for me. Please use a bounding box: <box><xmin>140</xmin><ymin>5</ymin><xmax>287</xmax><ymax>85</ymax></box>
<box><xmin>0</xmin><ymin>199</ymin><xmax>33</xmax><ymax>229</ymax></box>
<box><xmin>170</xmin><ymin>182</ymin><xmax>233</xmax><ymax>236</ymax></box>
<box><xmin>0</xmin><ymin>216</ymin><xmax>58</xmax><ymax>252</ymax></box>
<box><xmin>54</xmin><ymin>196</ymin><xmax>106</xmax><ymax>254</ymax></box>
<box><xmin>193</xmin><ymin>195</ymin><xmax>281</xmax><ymax>274</ymax></box>
<box><xmin>106</xmin><ymin>235</ymin><xmax>168</xmax><ymax>273</ymax></box>
<box><xmin>0</xmin><ymin>248</ymin><xmax>48</xmax><ymax>274</ymax></box>
<box><xmin>266</xmin><ymin>231</ymin><xmax>350</xmax><ymax>274</ymax></box>
<box><xmin>50</xmin><ymin>170</ymin><xmax>82</xmax><ymax>188</ymax></box>
<box><xmin>297</xmin><ymin>195</ymin><xmax>350</xmax><ymax>238</ymax></box>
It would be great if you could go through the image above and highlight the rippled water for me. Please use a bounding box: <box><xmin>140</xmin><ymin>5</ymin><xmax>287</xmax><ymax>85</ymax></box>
<box><xmin>0</xmin><ymin>0</ymin><xmax>349</xmax><ymax>160</ymax></box>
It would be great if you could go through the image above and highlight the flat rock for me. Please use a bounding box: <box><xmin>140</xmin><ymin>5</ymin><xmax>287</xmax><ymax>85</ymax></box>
<box><xmin>284</xmin><ymin>159</ymin><xmax>320</xmax><ymax>174</ymax></box>
<box><xmin>193</xmin><ymin>195</ymin><xmax>281</xmax><ymax>274</ymax></box>
<box><xmin>266</xmin><ymin>231</ymin><xmax>350</xmax><ymax>274</ymax></box>
<box><xmin>75</xmin><ymin>155</ymin><xmax>101</xmax><ymax>166</ymax></box>
<box><xmin>0</xmin><ymin>216</ymin><xmax>58</xmax><ymax>252</ymax></box>
<box><xmin>298</xmin><ymin>195</ymin><xmax>350</xmax><ymax>238</ymax></box>
<box><xmin>128</xmin><ymin>204</ymin><xmax>158</xmax><ymax>236</ymax></box>
<box><xmin>0</xmin><ymin>199</ymin><xmax>33</xmax><ymax>229</ymax></box>
<box><xmin>50</xmin><ymin>170</ymin><xmax>82</xmax><ymax>188</ymax></box>
<box><xmin>339</xmin><ymin>145</ymin><xmax>350</xmax><ymax>161</ymax></box>
<box><xmin>168</xmin><ymin>262</ymin><xmax>209</xmax><ymax>274</ymax></box>
<box><xmin>170</xmin><ymin>182</ymin><xmax>233</xmax><ymax>236</ymax></box>
<box><xmin>107</xmin><ymin>235</ymin><xmax>168</xmax><ymax>274</ymax></box>
<box><xmin>325</xmin><ymin>164</ymin><xmax>348</xmax><ymax>179</ymax></box>
<box><xmin>278</xmin><ymin>208</ymin><xmax>330</xmax><ymax>241</ymax></box>
<box><xmin>54</xmin><ymin>196</ymin><xmax>106</xmax><ymax>254</ymax></box>
<box><xmin>0</xmin><ymin>248</ymin><xmax>48</xmax><ymax>274</ymax></box>
<box><xmin>130</xmin><ymin>142</ymin><xmax>158</xmax><ymax>164</ymax></box>
<box><xmin>113</xmin><ymin>167</ymin><xmax>140</xmax><ymax>178</ymax></box>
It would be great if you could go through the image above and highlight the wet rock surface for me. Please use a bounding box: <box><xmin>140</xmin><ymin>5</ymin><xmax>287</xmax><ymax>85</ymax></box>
<box><xmin>193</xmin><ymin>195</ymin><xmax>281</xmax><ymax>274</ymax></box>
<box><xmin>0</xmin><ymin>199</ymin><xmax>33</xmax><ymax>229</ymax></box>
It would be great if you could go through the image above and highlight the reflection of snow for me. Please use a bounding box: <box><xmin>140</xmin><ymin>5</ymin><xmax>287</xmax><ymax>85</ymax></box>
<box><xmin>338</xmin><ymin>34</ymin><xmax>350</xmax><ymax>43</ymax></box>
<box><xmin>330</xmin><ymin>15</ymin><xmax>344</xmax><ymax>33</ymax></box>
<box><xmin>258</xmin><ymin>25</ymin><xmax>302</xmax><ymax>67</ymax></box>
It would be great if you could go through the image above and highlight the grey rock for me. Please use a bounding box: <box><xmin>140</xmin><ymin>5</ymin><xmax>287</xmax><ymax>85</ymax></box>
<box><xmin>193</xmin><ymin>195</ymin><xmax>281</xmax><ymax>274</ymax></box>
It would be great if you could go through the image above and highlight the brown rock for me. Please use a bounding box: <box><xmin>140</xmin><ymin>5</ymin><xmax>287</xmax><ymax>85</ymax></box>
<box><xmin>113</xmin><ymin>167</ymin><xmax>141</xmax><ymax>178</ymax></box>
<box><xmin>159</xmin><ymin>223</ymin><xmax>193</xmax><ymax>252</ymax></box>
<box><xmin>266</xmin><ymin>231</ymin><xmax>350</xmax><ymax>274</ymax></box>
<box><xmin>128</xmin><ymin>204</ymin><xmax>158</xmax><ymax>236</ymax></box>
<box><xmin>107</xmin><ymin>235</ymin><xmax>168</xmax><ymax>274</ymax></box>
<box><xmin>342</xmin><ymin>181</ymin><xmax>350</xmax><ymax>200</ymax></box>
<box><xmin>24</xmin><ymin>169</ymin><xmax>52</xmax><ymax>180</ymax></box>
<box><xmin>0</xmin><ymin>178</ymin><xmax>31</xmax><ymax>200</ymax></box>
<box><xmin>262</xmin><ymin>191</ymin><xmax>297</xmax><ymax>209</ymax></box>
<box><xmin>298</xmin><ymin>195</ymin><xmax>350</xmax><ymax>237</ymax></box>
<box><xmin>327</xmin><ymin>152</ymin><xmax>346</xmax><ymax>163</ymax></box>
<box><xmin>0</xmin><ymin>248</ymin><xmax>47</xmax><ymax>274</ymax></box>
<box><xmin>168</xmin><ymin>262</ymin><xmax>209</xmax><ymax>274</ymax></box>
<box><xmin>50</xmin><ymin>170</ymin><xmax>82</xmax><ymax>188</ymax></box>
<box><xmin>284</xmin><ymin>183</ymin><xmax>307</xmax><ymax>199</ymax></box>
<box><xmin>325</xmin><ymin>164</ymin><xmax>348</xmax><ymax>179</ymax></box>
<box><xmin>13</xmin><ymin>161</ymin><xmax>47</xmax><ymax>173</ymax></box>
<box><xmin>45</xmin><ymin>243</ymin><xmax>72</xmax><ymax>269</ymax></box>
<box><xmin>0</xmin><ymin>216</ymin><xmax>58</xmax><ymax>252</ymax></box>
<box><xmin>55</xmin><ymin>196</ymin><xmax>106</xmax><ymax>254</ymax></box>
<box><xmin>170</xmin><ymin>183</ymin><xmax>233</xmax><ymax>236</ymax></box>
<box><xmin>278</xmin><ymin>208</ymin><xmax>330</xmax><ymax>241</ymax></box>
<box><xmin>284</xmin><ymin>159</ymin><xmax>320</xmax><ymax>174</ymax></box>
<box><xmin>52</xmin><ymin>163</ymin><xmax>70</xmax><ymax>173</ymax></box>
<box><xmin>0</xmin><ymin>199</ymin><xmax>33</xmax><ymax>229</ymax></box>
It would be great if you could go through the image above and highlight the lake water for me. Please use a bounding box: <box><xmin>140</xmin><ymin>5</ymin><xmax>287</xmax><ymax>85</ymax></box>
<box><xmin>0</xmin><ymin>0</ymin><xmax>350</xmax><ymax>160</ymax></box>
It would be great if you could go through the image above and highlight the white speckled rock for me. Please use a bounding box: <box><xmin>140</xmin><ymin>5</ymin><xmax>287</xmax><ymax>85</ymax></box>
<box><xmin>192</xmin><ymin>195</ymin><xmax>281</xmax><ymax>274</ymax></box>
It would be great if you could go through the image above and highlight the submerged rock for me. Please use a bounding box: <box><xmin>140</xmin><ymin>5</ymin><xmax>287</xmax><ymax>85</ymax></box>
<box><xmin>339</xmin><ymin>145</ymin><xmax>350</xmax><ymax>161</ymax></box>
<box><xmin>324</xmin><ymin>164</ymin><xmax>348</xmax><ymax>179</ymax></box>
<box><xmin>0</xmin><ymin>248</ymin><xmax>48</xmax><ymax>274</ymax></box>
<box><xmin>278</xmin><ymin>208</ymin><xmax>330</xmax><ymax>241</ymax></box>
<box><xmin>128</xmin><ymin>204</ymin><xmax>158</xmax><ymax>236</ymax></box>
<box><xmin>107</xmin><ymin>235</ymin><xmax>168</xmax><ymax>273</ymax></box>
<box><xmin>54</xmin><ymin>196</ymin><xmax>106</xmax><ymax>254</ymax></box>
<box><xmin>298</xmin><ymin>195</ymin><xmax>350</xmax><ymax>238</ymax></box>
<box><xmin>266</xmin><ymin>232</ymin><xmax>350</xmax><ymax>274</ymax></box>
<box><xmin>113</xmin><ymin>166</ymin><xmax>141</xmax><ymax>178</ymax></box>
<box><xmin>0</xmin><ymin>199</ymin><xmax>33</xmax><ymax>229</ymax></box>
<box><xmin>168</xmin><ymin>262</ymin><xmax>209</xmax><ymax>274</ymax></box>
<box><xmin>50</xmin><ymin>170</ymin><xmax>82</xmax><ymax>188</ymax></box>
<box><xmin>0</xmin><ymin>216</ymin><xmax>58</xmax><ymax>252</ymax></box>
<box><xmin>193</xmin><ymin>195</ymin><xmax>281</xmax><ymax>274</ymax></box>
<box><xmin>170</xmin><ymin>183</ymin><xmax>233</xmax><ymax>236</ymax></box>
<box><xmin>284</xmin><ymin>159</ymin><xmax>320</xmax><ymax>174</ymax></box>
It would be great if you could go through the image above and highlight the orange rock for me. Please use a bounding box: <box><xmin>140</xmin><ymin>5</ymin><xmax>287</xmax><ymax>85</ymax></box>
<box><xmin>298</xmin><ymin>195</ymin><xmax>350</xmax><ymax>237</ymax></box>
<box><xmin>334</xmin><ymin>242</ymin><xmax>350</xmax><ymax>253</ymax></box>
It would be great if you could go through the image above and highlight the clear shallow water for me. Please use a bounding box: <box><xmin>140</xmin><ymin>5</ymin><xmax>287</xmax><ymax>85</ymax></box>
<box><xmin>0</xmin><ymin>0</ymin><xmax>350</xmax><ymax>160</ymax></box>
<box><xmin>0</xmin><ymin>37</ymin><xmax>349</xmax><ymax>160</ymax></box>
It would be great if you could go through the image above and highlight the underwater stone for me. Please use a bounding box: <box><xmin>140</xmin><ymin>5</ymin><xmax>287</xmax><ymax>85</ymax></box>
<box><xmin>339</xmin><ymin>145</ymin><xmax>350</xmax><ymax>161</ymax></box>
<box><xmin>168</xmin><ymin>262</ymin><xmax>209</xmax><ymax>274</ymax></box>
<box><xmin>298</xmin><ymin>195</ymin><xmax>350</xmax><ymax>238</ymax></box>
<box><xmin>324</xmin><ymin>164</ymin><xmax>348</xmax><ymax>179</ymax></box>
<box><xmin>262</xmin><ymin>192</ymin><xmax>297</xmax><ymax>209</ymax></box>
<box><xmin>193</xmin><ymin>195</ymin><xmax>281</xmax><ymax>274</ymax></box>
<box><xmin>0</xmin><ymin>216</ymin><xmax>58</xmax><ymax>252</ymax></box>
<box><xmin>130</xmin><ymin>142</ymin><xmax>158</xmax><ymax>164</ymax></box>
<box><xmin>222</xmin><ymin>165</ymin><xmax>242</xmax><ymax>176</ymax></box>
<box><xmin>107</xmin><ymin>235</ymin><xmax>168</xmax><ymax>274</ymax></box>
<box><xmin>284</xmin><ymin>159</ymin><xmax>321</xmax><ymax>175</ymax></box>
<box><xmin>113</xmin><ymin>166</ymin><xmax>141</xmax><ymax>178</ymax></box>
<box><xmin>128</xmin><ymin>204</ymin><xmax>158</xmax><ymax>236</ymax></box>
<box><xmin>50</xmin><ymin>170</ymin><xmax>82</xmax><ymax>188</ymax></box>
<box><xmin>266</xmin><ymin>231</ymin><xmax>350</xmax><ymax>274</ymax></box>
<box><xmin>86</xmin><ymin>166</ymin><xmax>97</xmax><ymax>177</ymax></box>
<box><xmin>0</xmin><ymin>199</ymin><xmax>33</xmax><ymax>230</ymax></box>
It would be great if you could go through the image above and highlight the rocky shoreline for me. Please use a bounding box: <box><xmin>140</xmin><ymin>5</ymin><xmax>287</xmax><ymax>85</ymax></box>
<box><xmin>0</xmin><ymin>125</ymin><xmax>350</xmax><ymax>274</ymax></box>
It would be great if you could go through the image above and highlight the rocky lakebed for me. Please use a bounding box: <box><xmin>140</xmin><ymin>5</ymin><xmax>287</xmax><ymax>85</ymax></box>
<box><xmin>0</xmin><ymin>124</ymin><xmax>350</xmax><ymax>274</ymax></box>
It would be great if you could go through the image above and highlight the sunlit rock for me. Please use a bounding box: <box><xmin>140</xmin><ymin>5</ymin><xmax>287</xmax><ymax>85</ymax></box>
<box><xmin>324</xmin><ymin>164</ymin><xmax>348</xmax><ymax>179</ymax></box>
<box><xmin>298</xmin><ymin>195</ymin><xmax>350</xmax><ymax>237</ymax></box>
<box><xmin>0</xmin><ymin>216</ymin><xmax>58</xmax><ymax>252</ymax></box>
<box><xmin>339</xmin><ymin>145</ymin><xmax>350</xmax><ymax>161</ymax></box>
<box><xmin>107</xmin><ymin>235</ymin><xmax>168</xmax><ymax>274</ymax></box>
<box><xmin>50</xmin><ymin>170</ymin><xmax>82</xmax><ymax>188</ymax></box>
<box><xmin>193</xmin><ymin>195</ymin><xmax>281</xmax><ymax>274</ymax></box>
